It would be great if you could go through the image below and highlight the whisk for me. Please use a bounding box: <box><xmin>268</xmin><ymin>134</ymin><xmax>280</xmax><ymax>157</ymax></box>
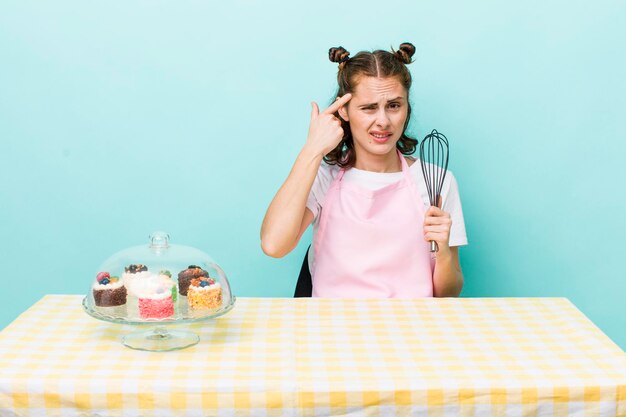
<box><xmin>419</xmin><ymin>129</ymin><xmax>449</xmax><ymax>252</ymax></box>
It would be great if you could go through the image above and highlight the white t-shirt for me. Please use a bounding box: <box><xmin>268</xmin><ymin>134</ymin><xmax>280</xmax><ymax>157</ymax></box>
<box><xmin>305</xmin><ymin>157</ymin><xmax>468</xmax><ymax>270</ymax></box>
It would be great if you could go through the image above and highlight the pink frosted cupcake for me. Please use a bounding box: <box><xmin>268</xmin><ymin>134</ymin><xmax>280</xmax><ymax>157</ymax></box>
<box><xmin>133</xmin><ymin>278</ymin><xmax>175</xmax><ymax>319</ymax></box>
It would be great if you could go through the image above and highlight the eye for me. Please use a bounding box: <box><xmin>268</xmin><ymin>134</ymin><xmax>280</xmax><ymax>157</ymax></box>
<box><xmin>360</xmin><ymin>105</ymin><xmax>377</xmax><ymax>112</ymax></box>
<box><xmin>388</xmin><ymin>102</ymin><xmax>402</xmax><ymax>110</ymax></box>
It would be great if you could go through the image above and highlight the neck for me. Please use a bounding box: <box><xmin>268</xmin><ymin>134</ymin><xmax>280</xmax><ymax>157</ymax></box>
<box><xmin>353</xmin><ymin>150</ymin><xmax>400</xmax><ymax>173</ymax></box>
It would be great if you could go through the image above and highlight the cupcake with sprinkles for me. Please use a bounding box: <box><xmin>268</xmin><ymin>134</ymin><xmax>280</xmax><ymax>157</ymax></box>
<box><xmin>187</xmin><ymin>276</ymin><xmax>222</xmax><ymax>310</ymax></box>
<box><xmin>92</xmin><ymin>272</ymin><xmax>127</xmax><ymax>307</ymax></box>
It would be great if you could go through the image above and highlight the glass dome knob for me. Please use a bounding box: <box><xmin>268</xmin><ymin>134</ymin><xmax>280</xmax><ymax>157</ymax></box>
<box><xmin>149</xmin><ymin>231</ymin><xmax>170</xmax><ymax>249</ymax></box>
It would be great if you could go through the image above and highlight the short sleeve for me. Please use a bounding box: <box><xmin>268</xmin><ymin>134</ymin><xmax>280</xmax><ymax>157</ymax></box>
<box><xmin>441</xmin><ymin>172</ymin><xmax>468</xmax><ymax>247</ymax></box>
<box><xmin>306</xmin><ymin>163</ymin><xmax>338</xmax><ymax>222</ymax></box>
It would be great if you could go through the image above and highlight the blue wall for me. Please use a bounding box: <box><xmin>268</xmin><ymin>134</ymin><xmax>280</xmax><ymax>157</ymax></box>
<box><xmin>1</xmin><ymin>1</ymin><xmax>624</xmax><ymax>349</ymax></box>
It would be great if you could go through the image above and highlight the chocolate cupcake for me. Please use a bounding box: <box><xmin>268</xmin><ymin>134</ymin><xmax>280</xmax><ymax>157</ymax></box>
<box><xmin>92</xmin><ymin>272</ymin><xmax>127</xmax><ymax>307</ymax></box>
<box><xmin>177</xmin><ymin>265</ymin><xmax>209</xmax><ymax>296</ymax></box>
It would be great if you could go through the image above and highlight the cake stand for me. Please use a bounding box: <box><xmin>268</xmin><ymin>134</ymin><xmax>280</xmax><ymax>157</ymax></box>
<box><xmin>83</xmin><ymin>232</ymin><xmax>236</xmax><ymax>352</ymax></box>
<box><xmin>82</xmin><ymin>296</ymin><xmax>236</xmax><ymax>351</ymax></box>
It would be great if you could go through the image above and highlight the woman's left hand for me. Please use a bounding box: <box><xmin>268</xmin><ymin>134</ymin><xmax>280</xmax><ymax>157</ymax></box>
<box><xmin>423</xmin><ymin>206</ymin><xmax>452</xmax><ymax>252</ymax></box>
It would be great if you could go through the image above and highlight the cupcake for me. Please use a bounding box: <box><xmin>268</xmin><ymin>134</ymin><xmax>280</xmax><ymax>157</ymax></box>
<box><xmin>187</xmin><ymin>277</ymin><xmax>222</xmax><ymax>310</ymax></box>
<box><xmin>177</xmin><ymin>265</ymin><xmax>208</xmax><ymax>296</ymax></box>
<box><xmin>92</xmin><ymin>272</ymin><xmax>127</xmax><ymax>307</ymax></box>
<box><xmin>133</xmin><ymin>276</ymin><xmax>175</xmax><ymax>319</ymax></box>
<box><xmin>122</xmin><ymin>264</ymin><xmax>150</xmax><ymax>294</ymax></box>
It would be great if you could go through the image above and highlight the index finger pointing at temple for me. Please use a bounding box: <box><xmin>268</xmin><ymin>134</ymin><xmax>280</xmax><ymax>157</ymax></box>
<box><xmin>322</xmin><ymin>93</ymin><xmax>352</xmax><ymax>115</ymax></box>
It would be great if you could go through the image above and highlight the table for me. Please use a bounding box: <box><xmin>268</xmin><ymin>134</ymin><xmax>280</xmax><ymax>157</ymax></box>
<box><xmin>0</xmin><ymin>295</ymin><xmax>624</xmax><ymax>416</ymax></box>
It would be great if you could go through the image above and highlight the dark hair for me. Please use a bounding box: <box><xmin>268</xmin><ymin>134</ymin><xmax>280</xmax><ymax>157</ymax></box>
<box><xmin>325</xmin><ymin>43</ymin><xmax>417</xmax><ymax>168</ymax></box>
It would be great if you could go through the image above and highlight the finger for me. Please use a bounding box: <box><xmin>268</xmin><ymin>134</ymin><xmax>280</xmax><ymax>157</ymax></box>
<box><xmin>424</xmin><ymin>221</ymin><xmax>451</xmax><ymax>230</ymax></box>
<box><xmin>322</xmin><ymin>93</ymin><xmax>352</xmax><ymax>115</ymax></box>
<box><xmin>424</xmin><ymin>232</ymin><xmax>450</xmax><ymax>243</ymax></box>
<box><xmin>310</xmin><ymin>102</ymin><xmax>320</xmax><ymax>119</ymax></box>
<box><xmin>423</xmin><ymin>224</ymin><xmax>451</xmax><ymax>234</ymax></box>
<box><xmin>425</xmin><ymin>206</ymin><xmax>448</xmax><ymax>217</ymax></box>
<box><xmin>424</xmin><ymin>217</ymin><xmax>452</xmax><ymax>228</ymax></box>
<box><xmin>424</xmin><ymin>211</ymin><xmax>451</xmax><ymax>221</ymax></box>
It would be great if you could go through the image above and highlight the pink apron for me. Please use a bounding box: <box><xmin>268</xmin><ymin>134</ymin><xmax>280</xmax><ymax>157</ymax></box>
<box><xmin>312</xmin><ymin>151</ymin><xmax>433</xmax><ymax>298</ymax></box>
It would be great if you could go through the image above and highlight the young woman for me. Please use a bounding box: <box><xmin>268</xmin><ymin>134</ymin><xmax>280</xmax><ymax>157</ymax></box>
<box><xmin>261</xmin><ymin>43</ymin><xmax>467</xmax><ymax>298</ymax></box>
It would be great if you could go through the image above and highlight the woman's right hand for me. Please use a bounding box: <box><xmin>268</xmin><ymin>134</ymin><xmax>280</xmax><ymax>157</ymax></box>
<box><xmin>306</xmin><ymin>93</ymin><xmax>352</xmax><ymax>156</ymax></box>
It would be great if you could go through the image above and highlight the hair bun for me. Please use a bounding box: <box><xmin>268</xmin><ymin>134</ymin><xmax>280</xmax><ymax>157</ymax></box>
<box><xmin>395</xmin><ymin>42</ymin><xmax>416</xmax><ymax>64</ymax></box>
<box><xmin>329</xmin><ymin>47</ymin><xmax>350</xmax><ymax>64</ymax></box>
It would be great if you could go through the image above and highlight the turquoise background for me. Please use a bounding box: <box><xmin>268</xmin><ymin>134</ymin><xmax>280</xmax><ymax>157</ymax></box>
<box><xmin>1</xmin><ymin>1</ymin><xmax>624</xmax><ymax>349</ymax></box>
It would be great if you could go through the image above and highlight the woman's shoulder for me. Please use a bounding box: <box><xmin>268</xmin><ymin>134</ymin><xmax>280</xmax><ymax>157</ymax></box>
<box><xmin>318</xmin><ymin>161</ymin><xmax>342</xmax><ymax>180</ymax></box>
<box><xmin>408</xmin><ymin>157</ymin><xmax>458</xmax><ymax>188</ymax></box>
<box><xmin>311</xmin><ymin>162</ymin><xmax>341</xmax><ymax>195</ymax></box>
<box><xmin>405</xmin><ymin>155</ymin><xmax>417</xmax><ymax>167</ymax></box>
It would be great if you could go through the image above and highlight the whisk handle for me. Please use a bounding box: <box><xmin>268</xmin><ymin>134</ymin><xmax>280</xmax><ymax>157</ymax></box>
<box><xmin>430</xmin><ymin>240</ymin><xmax>438</xmax><ymax>253</ymax></box>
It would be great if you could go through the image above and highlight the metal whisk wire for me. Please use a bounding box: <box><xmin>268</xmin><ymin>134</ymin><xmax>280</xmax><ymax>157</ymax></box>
<box><xmin>419</xmin><ymin>129</ymin><xmax>449</xmax><ymax>252</ymax></box>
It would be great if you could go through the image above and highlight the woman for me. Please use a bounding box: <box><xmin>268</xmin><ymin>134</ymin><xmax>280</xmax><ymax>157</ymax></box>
<box><xmin>261</xmin><ymin>43</ymin><xmax>467</xmax><ymax>298</ymax></box>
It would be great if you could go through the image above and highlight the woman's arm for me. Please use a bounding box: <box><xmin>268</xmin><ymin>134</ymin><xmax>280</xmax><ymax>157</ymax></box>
<box><xmin>423</xmin><ymin>206</ymin><xmax>464</xmax><ymax>296</ymax></box>
<box><xmin>260</xmin><ymin>149</ymin><xmax>320</xmax><ymax>258</ymax></box>
<box><xmin>261</xmin><ymin>94</ymin><xmax>352</xmax><ymax>258</ymax></box>
<box><xmin>432</xmin><ymin>246</ymin><xmax>463</xmax><ymax>297</ymax></box>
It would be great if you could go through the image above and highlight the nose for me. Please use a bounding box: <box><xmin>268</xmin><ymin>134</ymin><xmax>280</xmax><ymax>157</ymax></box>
<box><xmin>375</xmin><ymin>108</ymin><xmax>391</xmax><ymax>128</ymax></box>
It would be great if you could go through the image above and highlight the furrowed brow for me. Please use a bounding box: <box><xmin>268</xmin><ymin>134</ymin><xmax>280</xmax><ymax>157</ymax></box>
<box><xmin>358</xmin><ymin>97</ymin><xmax>406</xmax><ymax>107</ymax></box>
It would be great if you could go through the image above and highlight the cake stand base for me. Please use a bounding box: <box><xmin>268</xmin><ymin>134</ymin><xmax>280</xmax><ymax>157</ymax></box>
<box><xmin>122</xmin><ymin>327</ymin><xmax>199</xmax><ymax>351</ymax></box>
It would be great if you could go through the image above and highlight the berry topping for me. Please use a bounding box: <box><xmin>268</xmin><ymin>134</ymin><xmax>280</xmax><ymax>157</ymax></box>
<box><xmin>191</xmin><ymin>277</ymin><xmax>216</xmax><ymax>287</ymax></box>
<box><xmin>125</xmin><ymin>264</ymin><xmax>148</xmax><ymax>273</ymax></box>
<box><xmin>96</xmin><ymin>272</ymin><xmax>110</xmax><ymax>282</ymax></box>
<box><xmin>100</xmin><ymin>278</ymin><xmax>110</xmax><ymax>285</ymax></box>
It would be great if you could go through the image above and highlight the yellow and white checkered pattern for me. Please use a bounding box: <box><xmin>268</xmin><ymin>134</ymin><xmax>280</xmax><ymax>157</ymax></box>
<box><xmin>0</xmin><ymin>295</ymin><xmax>624</xmax><ymax>416</ymax></box>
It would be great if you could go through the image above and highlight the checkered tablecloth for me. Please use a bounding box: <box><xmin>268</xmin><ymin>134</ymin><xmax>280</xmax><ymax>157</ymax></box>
<box><xmin>0</xmin><ymin>295</ymin><xmax>624</xmax><ymax>416</ymax></box>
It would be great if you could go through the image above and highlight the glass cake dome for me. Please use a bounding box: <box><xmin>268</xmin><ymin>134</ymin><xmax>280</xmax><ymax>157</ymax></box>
<box><xmin>82</xmin><ymin>232</ymin><xmax>236</xmax><ymax>351</ymax></box>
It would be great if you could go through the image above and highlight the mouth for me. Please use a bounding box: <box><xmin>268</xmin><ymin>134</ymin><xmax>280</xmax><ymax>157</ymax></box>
<box><xmin>370</xmin><ymin>131</ymin><xmax>392</xmax><ymax>144</ymax></box>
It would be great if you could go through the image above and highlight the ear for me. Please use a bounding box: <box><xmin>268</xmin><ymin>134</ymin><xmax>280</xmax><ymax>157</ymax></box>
<box><xmin>338</xmin><ymin>103</ymin><xmax>349</xmax><ymax>122</ymax></box>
